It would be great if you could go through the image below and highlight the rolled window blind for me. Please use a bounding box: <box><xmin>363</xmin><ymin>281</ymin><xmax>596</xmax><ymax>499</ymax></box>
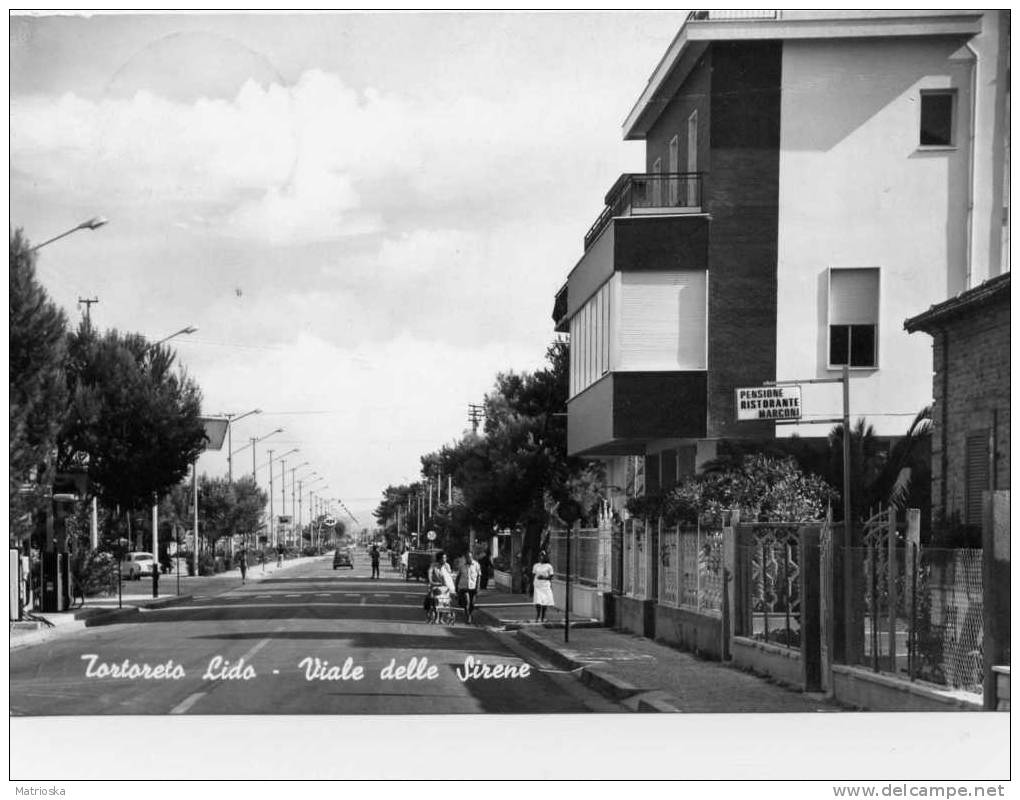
<box><xmin>829</xmin><ymin>268</ymin><xmax>879</xmax><ymax>325</ymax></box>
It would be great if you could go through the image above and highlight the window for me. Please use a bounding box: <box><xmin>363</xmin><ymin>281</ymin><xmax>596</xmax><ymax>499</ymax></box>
<box><xmin>568</xmin><ymin>281</ymin><xmax>612</xmax><ymax>397</ymax></box>
<box><xmin>651</xmin><ymin>157</ymin><xmax>662</xmax><ymax>205</ymax></box>
<box><xmin>920</xmin><ymin>90</ymin><xmax>956</xmax><ymax>147</ymax></box>
<box><xmin>828</xmin><ymin>268</ymin><xmax>879</xmax><ymax>368</ymax></box>
<box><xmin>668</xmin><ymin>135</ymin><xmax>680</xmax><ymax>204</ymax></box>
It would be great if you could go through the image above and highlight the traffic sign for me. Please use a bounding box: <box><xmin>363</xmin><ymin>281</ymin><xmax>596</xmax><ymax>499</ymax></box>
<box><xmin>426</xmin><ymin>531</ymin><xmax>436</xmax><ymax>541</ymax></box>
<box><xmin>324</xmin><ymin>516</ymin><xmax>337</xmax><ymax>527</ymax></box>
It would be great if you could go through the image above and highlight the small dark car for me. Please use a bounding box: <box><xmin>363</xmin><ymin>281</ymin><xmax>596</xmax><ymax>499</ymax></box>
<box><xmin>333</xmin><ymin>549</ymin><xmax>354</xmax><ymax>569</ymax></box>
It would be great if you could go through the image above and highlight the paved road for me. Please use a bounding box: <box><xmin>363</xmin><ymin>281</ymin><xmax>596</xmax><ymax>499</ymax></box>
<box><xmin>10</xmin><ymin>554</ymin><xmax>618</xmax><ymax>716</ymax></box>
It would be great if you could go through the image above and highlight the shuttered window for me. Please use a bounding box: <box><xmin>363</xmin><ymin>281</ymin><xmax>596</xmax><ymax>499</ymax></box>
<box><xmin>618</xmin><ymin>271</ymin><xmax>707</xmax><ymax>371</ymax></box>
<box><xmin>828</xmin><ymin>267</ymin><xmax>879</xmax><ymax>368</ymax></box>
<box><xmin>965</xmin><ymin>431</ymin><xmax>990</xmax><ymax>527</ymax></box>
<box><xmin>568</xmin><ymin>281</ymin><xmax>612</xmax><ymax>398</ymax></box>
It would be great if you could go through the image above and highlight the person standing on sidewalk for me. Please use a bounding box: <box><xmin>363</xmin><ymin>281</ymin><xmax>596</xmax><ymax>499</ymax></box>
<box><xmin>370</xmin><ymin>544</ymin><xmax>381</xmax><ymax>579</ymax></box>
<box><xmin>259</xmin><ymin>549</ymin><xmax>267</xmax><ymax>574</ymax></box>
<box><xmin>277</xmin><ymin>544</ymin><xmax>284</xmax><ymax>567</ymax></box>
<box><xmin>238</xmin><ymin>549</ymin><xmax>248</xmax><ymax>585</ymax></box>
<box><xmin>477</xmin><ymin>549</ymin><xmax>492</xmax><ymax>592</ymax></box>
<box><xmin>532</xmin><ymin>551</ymin><xmax>554</xmax><ymax>623</ymax></box>
<box><xmin>456</xmin><ymin>551</ymin><xmax>481</xmax><ymax>624</ymax></box>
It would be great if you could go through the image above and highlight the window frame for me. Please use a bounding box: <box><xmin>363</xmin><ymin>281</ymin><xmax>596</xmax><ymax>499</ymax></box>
<box><xmin>827</xmin><ymin>267</ymin><xmax>880</xmax><ymax>371</ymax></box>
<box><xmin>918</xmin><ymin>89</ymin><xmax>958</xmax><ymax>149</ymax></box>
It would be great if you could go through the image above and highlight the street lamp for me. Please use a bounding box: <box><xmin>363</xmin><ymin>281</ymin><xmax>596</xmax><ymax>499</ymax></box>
<box><xmin>151</xmin><ymin>326</ymin><xmax>197</xmax><ymax>348</ymax></box>
<box><xmin>223</xmin><ymin>408</ymin><xmax>262</xmax><ymax>483</ymax></box>
<box><xmin>30</xmin><ymin>216</ymin><xmax>108</xmax><ymax>251</ymax></box>
<box><xmin>231</xmin><ymin>428</ymin><xmax>284</xmax><ymax>482</ymax></box>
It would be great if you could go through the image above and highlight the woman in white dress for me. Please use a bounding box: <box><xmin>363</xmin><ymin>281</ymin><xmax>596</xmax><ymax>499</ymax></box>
<box><xmin>532</xmin><ymin>551</ymin><xmax>555</xmax><ymax>623</ymax></box>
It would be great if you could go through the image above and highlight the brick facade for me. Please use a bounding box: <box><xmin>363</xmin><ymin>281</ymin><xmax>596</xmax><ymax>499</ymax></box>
<box><xmin>906</xmin><ymin>274</ymin><xmax>1010</xmax><ymax>527</ymax></box>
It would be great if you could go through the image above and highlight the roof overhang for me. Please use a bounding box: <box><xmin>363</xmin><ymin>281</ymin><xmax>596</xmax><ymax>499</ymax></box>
<box><xmin>623</xmin><ymin>11</ymin><xmax>985</xmax><ymax>141</ymax></box>
<box><xmin>904</xmin><ymin>272</ymin><xmax>1011</xmax><ymax>334</ymax></box>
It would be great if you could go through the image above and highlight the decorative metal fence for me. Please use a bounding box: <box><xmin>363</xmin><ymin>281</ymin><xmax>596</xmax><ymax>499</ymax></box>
<box><xmin>622</xmin><ymin>518</ymin><xmax>648</xmax><ymax>598</ymax></box>
<box><xmin>842</xmin><ymin>508</ymin><xmax>984</xmax><ymax>693</ymax></box>
<box><xmin>736</xmin><ymin>523</ymin><xmax>806</xmax><ymax>649</ymax></box>
<box><xmin>550</xmin><ymin>526</ymin><xmax>595</xmax><ymax>583</ymax></box>
<box><xmin>658</xmin><ymin>523</ymin><xmax>724</xmax><ymax>615</ymax></box>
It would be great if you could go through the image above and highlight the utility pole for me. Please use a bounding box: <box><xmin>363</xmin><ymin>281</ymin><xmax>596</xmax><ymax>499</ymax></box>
<box><xmin>268</xmin><ymin>450</ymin><xmax>275</xmax><ymax>547</ymax></box>
<box><xmin>468</xmin><ymin>404</ymin><xmax>484</xmax><ymax>433</ymax></box>
<box><xmin>78</xmin><ymin>296</ymin><xmax>99</xmax><ymax>322</ymax></box>
<box><xmin>281</xmin><ymin>459</ymin><xmax>287</xmax><ymax>546</ymax></box>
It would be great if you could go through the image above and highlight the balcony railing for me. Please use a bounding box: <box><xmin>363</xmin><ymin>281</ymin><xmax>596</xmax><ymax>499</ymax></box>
<box><xmin>685</xmin><ymin>10</ymin><xmax>779</xmax><ymax>22</ymax></box>
<box><xmin>584</xmin><ymin>172</ymin><xmax>703</xmax><ymax>251</ymax></box>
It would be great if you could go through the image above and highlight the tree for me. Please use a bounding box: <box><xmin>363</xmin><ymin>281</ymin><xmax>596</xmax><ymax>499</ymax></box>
<box><xmin>56</xmin><ymin>322</ymin><xmax>207</xmax><ymax>520</ymax></box>
<box><xmin>197</xmin><ymin>475</ymin><xmax>267</xmax><ymax>552</ymax></box>
<box><xmin>9</xmin><ymin>229</ymin><xmax>68</xmax><ymax>538</ymax></box>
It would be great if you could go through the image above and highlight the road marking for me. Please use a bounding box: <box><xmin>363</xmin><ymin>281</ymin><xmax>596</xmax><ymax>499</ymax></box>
<box><xmin>170</xmin><ymin>692</ymin><xmax>206</xmax><ymax>715</ymax></box>
<box><xmin>273</xmin><ymin>669</ymin><xmax>279</xmax><ymax>675</ymax></box>
<box><xmin>285</xmin><ymin>594</ymin><xmax>300</xmax><ymax>598</ymax></box>
<box><xmin>360</xmin><ymin>596</ymin><xmax>366</xmax><ymax>605</ymax></box>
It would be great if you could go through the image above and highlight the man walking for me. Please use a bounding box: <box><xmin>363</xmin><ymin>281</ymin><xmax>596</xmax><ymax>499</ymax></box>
<box><xmin>456</xmin><ymin>551</ymin><xmax>481</xmax><ymax>624</ymax></box>
<box><xmin>238</xmin><ymin>548</ymin><xmax>248</xmax><ymax>585</ymax></box>
<box><xmin>370</xmin><ymin>544</ymin><xmax>381</xmax><ymax>580</ymax></box>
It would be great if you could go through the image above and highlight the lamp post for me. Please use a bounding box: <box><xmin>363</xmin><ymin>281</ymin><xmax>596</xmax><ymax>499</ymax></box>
<box><xmin>224</xmin><ymin>409</ymin><xmax>262</xmax><ymax>483</ymax></box>
<box><xmin>272</xmin><ymin>448</ymin><xmax>298</xmax><ymax>545</ymax></box>
<box><xmin>148</xmin><ymin>324</ymin><xmax>197</xmax><ymax>591</ymax></box>
<box><xmin>30</xmin><ymin>216</ymin><xmax>108</xmax><ymax>251</ymax></box>
<box><xmin>231</xmin><ymin>428</ymin><xmax>283</xmax><ymax>482</ymax></box>
<box><xmin>151</xmin><ymin>326</ymin><xmax>197</xmax><ymax>349</ymax></box>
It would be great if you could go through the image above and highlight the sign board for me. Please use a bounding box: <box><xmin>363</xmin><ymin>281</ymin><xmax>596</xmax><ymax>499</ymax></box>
<box><xmin>426</xmin><ymin>531</ymin><xmax>436</xmax><ymax>541</ymax></box>
<box><xmin>735</xmin><ymin>385</ymin><xmax>802</xmax><ymax>421</ymax></box>
<box><xmin>199</xmin><ymin>416</ymin><xmax>229</xmax><ymax>451</ymax></box>
<box><xmin>323</xmin><ymin>516</ymin><xmax>337</xmax><ymax>527</ymax></box>
<box><xmin>277</xmin><ymin>515</ymin><xmax>292</xmax><ymax>526</ymax></box>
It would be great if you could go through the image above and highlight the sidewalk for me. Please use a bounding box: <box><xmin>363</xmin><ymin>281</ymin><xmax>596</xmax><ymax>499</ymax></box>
<box><xmin>514</xmin><ymin>625</ymin><xmax>843</xmax><ymax>713</ymax></box>
<box><xmin>9</xmin><ymin>554</ymin><xmax>325</xmax><ymax>650</ymax></box>
<box><xmin>472</xmin><ymin>587</ymin><xmax>601</xmax><ymax>629</ymax></box>
<box><xmin>473</xmin><ymin>586</ymin><xmax>842</xmax><ymax>713</ymax></box>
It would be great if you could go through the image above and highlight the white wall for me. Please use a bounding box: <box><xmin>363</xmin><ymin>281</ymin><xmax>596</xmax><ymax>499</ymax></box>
<box><xmin>776</xmin><ymin>37</ymin><xmax>973</xmax><ymax>437</ymax></box>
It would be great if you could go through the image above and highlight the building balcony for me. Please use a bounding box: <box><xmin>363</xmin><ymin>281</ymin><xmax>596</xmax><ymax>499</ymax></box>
<box><xmin>685</xmin><ymin>10</ymin><xmax>779</xmax><ymax>22</ymax></box>
<box><xmin>567</xmin><ymin>371</ymin><xmax>707</xmax><ymax>457</ymax></box>
<box><xmin>584</xmin><ymin>173</ymin><xmax>704</xmax><ymax>251</ymax></box>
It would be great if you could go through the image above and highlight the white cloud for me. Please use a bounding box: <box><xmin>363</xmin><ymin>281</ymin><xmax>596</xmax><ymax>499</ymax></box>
<box><xmin>11</xmin><ymin>66</ymin><xmax>630</xmax><ymax>247</ymax></box>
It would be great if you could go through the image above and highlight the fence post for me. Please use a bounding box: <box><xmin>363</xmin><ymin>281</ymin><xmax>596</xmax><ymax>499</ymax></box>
<box><xmin>887</xmin><ymin>507</ymin><xmax>898</xmax><ymax>674</ymax></box>
<box><xmin>722</xmin><ymin>510</ymin><xmax>740</xmax><ymax>657</ymax></box>
<box><xmin>904</xmin><ymin>509</ymin><xmax>920</xmax><ymax>681</ymax></box>
<box><xmin>982</xmin><ymin>491</ymin><xmax>1010</xmax><ymax>710</ymax></box>
<box><xmin>801</xmin><ymin>525</ymin><xmax>823</xmax><ymax>692</ymax></box>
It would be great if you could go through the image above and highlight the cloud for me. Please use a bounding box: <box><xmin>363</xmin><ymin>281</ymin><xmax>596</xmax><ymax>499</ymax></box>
<box><xmin>11</xmin><ymin>66</ymin><xmax>629</xmax><ymax>246</ymax></box>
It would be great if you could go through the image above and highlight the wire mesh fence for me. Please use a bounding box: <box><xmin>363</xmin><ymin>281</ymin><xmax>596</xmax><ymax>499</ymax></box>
<box><xmin>846</xmin><ymin>544</ymin><xmax>984</xmax><ymax>693</ymax></box>
<box><xmin>547</xmin><ymin>528</ymin><xmax>605</xmax><ymax>588</ymax></box>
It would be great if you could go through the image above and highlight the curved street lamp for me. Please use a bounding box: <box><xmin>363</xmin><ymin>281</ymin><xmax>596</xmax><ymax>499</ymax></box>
<box><xmin>224</xmin><ymin>408</ymin><xmax>262</xmax><ymax>483</ymax></box>
<box><xmin>30</xmin><ymin>216</ymin><xmax>108</xmax><ymax>252</ymax></box>
<box><xmin>151</xmin><ymin>326</ymin><xmax>197</xmax><ymax>349</ymax></box>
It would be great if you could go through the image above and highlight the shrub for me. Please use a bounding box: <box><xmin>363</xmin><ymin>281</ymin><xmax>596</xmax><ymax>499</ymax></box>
<box><xmin>197</xmin><ymin>552</ymin><xmax>217</xmax><ymax>576</ymax></box>
<box><xmin>70</xmin><ymin>549</ymin><xmax>118</xmax><ymax>597</ymax></box>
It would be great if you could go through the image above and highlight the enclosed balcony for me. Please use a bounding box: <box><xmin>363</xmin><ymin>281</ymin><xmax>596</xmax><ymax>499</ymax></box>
<box><xmin>584</xmin><ymin>172</ymin><xmax>703</xmax><ymax>251</ymax></box>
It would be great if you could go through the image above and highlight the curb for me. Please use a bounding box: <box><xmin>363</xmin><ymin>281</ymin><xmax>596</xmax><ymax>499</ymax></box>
<box><xmin>515</xmin><ymin>629</ymin><xmax>685</xmax><ymax>712</ymax></box>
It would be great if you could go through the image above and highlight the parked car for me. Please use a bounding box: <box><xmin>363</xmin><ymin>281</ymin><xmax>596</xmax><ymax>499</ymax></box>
<box><xmin>333</xmin><ymin>549</ymin><xmax>354</xmax><ymax>569</ymax></box>
<box><xmin>121</xmin><ymin>552</ymin><xmax>156</xmax><ymax>580</ymax></box>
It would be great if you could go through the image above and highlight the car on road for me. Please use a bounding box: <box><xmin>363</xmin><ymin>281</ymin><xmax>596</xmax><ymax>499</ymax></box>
<box><xmin>333</xmin><ymin>549</ymin><xmax>354</xmax><ymax>569</ymax></box>
<box><xmin>121</xmin><ymin>552</ymin><xmax>156</xmax><ymax>580</ymax></box>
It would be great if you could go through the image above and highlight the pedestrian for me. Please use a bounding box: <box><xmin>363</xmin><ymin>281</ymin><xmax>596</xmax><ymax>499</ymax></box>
<box><xmin>259</xmin><ymin>549</ymin><xmax>267</xmax><ymax>574</ymax></box>
<box><xmin>277</xmin><ymin>544</ymin><xmax>284</xmax><ymax>568</ymax></box>
<box><xmin>425</xmin><ymin>551</ymin><xmax>455</xmax><ymax>618</ymax></box>
<box><xmin>370</xmin><ymin>544</ymin><xmax>381</xmax><ymax>579</ymax></box>
<box><xmin>477</xmin><ymin>549</ymin><xmax>492</xmax><ymax>591</ymax></box>
<box><xmin>532</xmin><ymin>550</ymin><xmax>554</xmax><ymax>623</ymax></box>
<box><xmin>238</xmin><ymin>548</ymin><xmax>247</xmax><ymax>585</ymax></box>
<box><xmin>456</xmin><ymin>551</ymin><xmax>481</xmax><ymax>624</ymax></box>
<box><xmin>399</xmin><ymin>548</ymin><xmax>409</xmax><ymax>577</ymax></box>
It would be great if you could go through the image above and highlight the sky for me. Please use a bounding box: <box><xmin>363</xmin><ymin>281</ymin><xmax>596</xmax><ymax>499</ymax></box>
<box><xmin>9</xmin><ymin>10</ymin><xmax>683</xmax><ymax>526</ymax></box>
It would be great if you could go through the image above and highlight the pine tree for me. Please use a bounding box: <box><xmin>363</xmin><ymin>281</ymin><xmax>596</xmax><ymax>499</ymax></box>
<box><xmin>9</xmin><ymin>229</ymin><xmax>69</xmax><ymax>538</ymax></box>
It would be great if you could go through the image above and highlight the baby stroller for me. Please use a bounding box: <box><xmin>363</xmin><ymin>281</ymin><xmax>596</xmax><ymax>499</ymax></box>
<box><xmin>424</xmin><ymin>586</ymin><xmax>456</xmax><ymax>625</ymax></box>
